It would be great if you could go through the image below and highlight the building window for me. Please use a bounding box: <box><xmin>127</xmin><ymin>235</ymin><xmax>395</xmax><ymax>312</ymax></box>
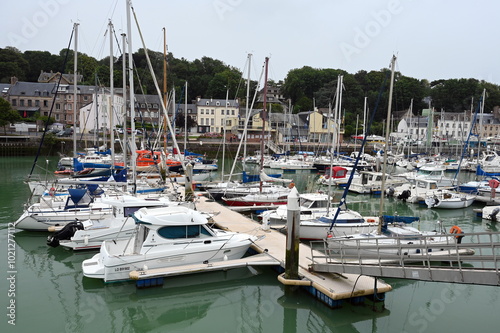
<box><xmin>232</xmin><ymin>110</ymin><xmax>235</xmax><ymax>115</ymax></box>
<box><xmin>12</xmin><ymin>99</ymin><xmax>17</xmax><ymax>106</ymax></box>
<box><xmin>83</xmin><ymin>96</ymin><xmax>88</xmax><ymax>101</ymax></box>
<box><xmin>211</xmin><ymin>109</ymin><xmax>214</xmax><ymax>114</ymax></box>
<box><xmin>56</xmin><ymin>103</ymin><xmax>60</xmax><ymax>110</ymax></box>
<box><xmin>68</xmin><ymin>103</ymin><xmax>72</xmax><ymax>110</ymax></box>
<box><xmin>211</xmin><ymin>118</ymin><xmax>214</xmax><ymax>125</ymax></box>
<box><xmin>201</xmin><ymin>109</ymin><xmax>204</xmax><ymax>114</ymax></box>
<box><xmin>20</xmin><ymin>100</ymin><xmax>24</xmax><ymax>106</ymax></box>
<box><xmin>28</xmin><ymin>100</ymin><xmax>32</xmax><ymax>107</ymax></box>
<box><xmin>221</xmin><ymin>119</ymin><xmax>224</xmax><ymax>126</ymax></box>
<box><xmin>35</xmin><ymin>100</ymin><xmax>40</xmax><ymax>107</ymax></box>
<box><xmin>67</xmin><ymin>95</ymin><xmax>72</xmax><ymax>100</ymax></box>
<box><xmin>200</xmin><ymin>118</ymin><xmax>204</xmax><ymax>125</ymax></box>
<box><xmin>43</xmin><ymin>100</ymin><xmax>48</xmax><ymax>107</ymax></box>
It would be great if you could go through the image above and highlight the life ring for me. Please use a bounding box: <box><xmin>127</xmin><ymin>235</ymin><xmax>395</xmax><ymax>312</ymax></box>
<box><xmin>449</xmin><ymin>225</ymin><xmax>462</xmax><ymax>235</ymax></box>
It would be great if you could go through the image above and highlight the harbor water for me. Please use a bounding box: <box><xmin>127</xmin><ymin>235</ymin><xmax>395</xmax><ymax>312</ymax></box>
<box><xmin>1</xmin><ymin>156</ymin><xmax>499</xmax><ymax>332</ymax></box>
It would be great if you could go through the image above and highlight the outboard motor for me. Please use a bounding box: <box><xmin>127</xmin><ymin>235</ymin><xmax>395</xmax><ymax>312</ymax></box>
<box><xmin>47</xmin><ymin>220</ymin><xmax>84</xmax><ymax>247</ymax></box>
<box><xmin>397</xmin><ymin>190</ymin><xmax>411</xmax><ymax>202</ymax></box>
<box><xmin>386</xmin><ymin>186</ymin><xmax>395</xmax><ymax>197</ymax></box>
<box><xmin>489</xmin><ymin>207</ymin><xmax>500</xmax><ymax>222</ymax></box>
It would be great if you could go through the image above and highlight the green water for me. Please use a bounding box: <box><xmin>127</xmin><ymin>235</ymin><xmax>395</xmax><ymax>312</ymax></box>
<box><xmin>1</xmin><ymin>156</ymin><xmax>499</xmax><ymax>332</ymax></box>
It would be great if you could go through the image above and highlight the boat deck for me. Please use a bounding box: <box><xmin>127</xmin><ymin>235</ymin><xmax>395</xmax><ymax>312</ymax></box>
<box><xmin>194</xmin><ymin>195</ymin><xmax>392</xmax><ymax>303</ymax></box>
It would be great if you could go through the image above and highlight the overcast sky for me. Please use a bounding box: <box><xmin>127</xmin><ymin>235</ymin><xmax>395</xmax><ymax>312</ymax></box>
<box><xmin>1</xmin><ymin>0</ymin><xmax>499</xmax><ymax>85</ymax></box>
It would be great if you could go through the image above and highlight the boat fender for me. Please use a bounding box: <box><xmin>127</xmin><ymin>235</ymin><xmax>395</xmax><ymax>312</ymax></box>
<box><xmin>366</xmin><ymin>218</ymin><xmax>377</xmax><ymax>223</ymax></box>
<box><xmin>46</xmin><ymin>220</ymin><xmax>84</xmax><ymax>247</ymax></box>
<box><xmin>433</xmin><ymin>196</ymin><xmax>439</xmax><ymax>207</ymax></box>
<box><xmin>49</xmin><ymin>187</ymin><xmax>56</xmax><ymax>196</ymax></box>
<box><xmin>288</xmin><ymin>182</ymin><xmax>295</xmax><ymax>189</ymax></box>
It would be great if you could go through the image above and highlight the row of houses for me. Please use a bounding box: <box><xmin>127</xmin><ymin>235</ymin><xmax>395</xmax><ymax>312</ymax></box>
<box><xmin>2</xmin><ymin>74</ymin><xmax>500</xmax><ymax>144</ymax></box>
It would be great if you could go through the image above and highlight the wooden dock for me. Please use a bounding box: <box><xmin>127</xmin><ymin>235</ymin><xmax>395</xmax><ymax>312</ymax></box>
<box><xmin>194</xmin><ymin>194</ymin><xmax>392</xmax><ymax>308</ymax></box>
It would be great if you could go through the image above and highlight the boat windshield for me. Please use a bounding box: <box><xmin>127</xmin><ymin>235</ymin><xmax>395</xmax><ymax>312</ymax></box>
<box><xmin>157</xmin><ymin>225</ymin><xmax>211</xmax><ymax>239</ymax></box>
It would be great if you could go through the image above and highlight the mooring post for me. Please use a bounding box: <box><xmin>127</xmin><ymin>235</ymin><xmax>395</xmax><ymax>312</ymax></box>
<box><xmin>184</xmin><ymin>163</ymin><xmax>194</xmax><ymax>201</ymax></box>
<box><xmin>285</xmin><ymin>186</ymin><xmax>300</xmax><ymax>280</ymax></box>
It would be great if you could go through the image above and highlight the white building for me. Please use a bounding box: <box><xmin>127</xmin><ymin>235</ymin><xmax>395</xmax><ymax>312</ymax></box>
<box><xmin>79</xmin><ymin>88</ymin><xmax>125</xmax><ymax>133</ymax></box>
<box><xmin>196</xmin><ymin>98</ymin><xmax>239</xmax><ymax>134</ymax></box>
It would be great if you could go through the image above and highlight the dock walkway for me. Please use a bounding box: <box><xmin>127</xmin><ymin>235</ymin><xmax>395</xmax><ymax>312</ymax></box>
<box><xmin>195</xmin><ymin>195</ymin><xmax>392</xmax><ymax>306</ymax></box>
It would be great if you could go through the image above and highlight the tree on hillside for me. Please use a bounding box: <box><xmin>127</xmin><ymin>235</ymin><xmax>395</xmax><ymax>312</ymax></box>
<box><xmin>0</xmin><ymin>47</ymin><xmax>29</xmax><ymax>82</ymax></box>
<box><xmin>22</xmin><ymin>50</ymin><xmax>62</xmax><ymax>82</ymax></box>
<box><xmin>0</xmin><ymin>97</ymin><xmax>21</xmax><ymax>134</ymax></box>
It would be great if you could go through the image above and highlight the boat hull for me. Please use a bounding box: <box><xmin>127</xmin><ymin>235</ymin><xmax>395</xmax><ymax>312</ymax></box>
<box><xmin>82</xmin><ymin>235</ymin><xmax>253</xmax><ymax>282</ymax></box>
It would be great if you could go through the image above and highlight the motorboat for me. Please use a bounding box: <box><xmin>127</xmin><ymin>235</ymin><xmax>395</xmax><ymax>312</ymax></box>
<box><xmin>424</xmin><ymin>189</ymin><xmax>475</xmax><ymax>209</ymax></box>
<box><xmin>398</xmin><ymin>163</ymin><xmax>457</xmax><ymax>187</ymax></box>
<box><xmin>348</xmin><ymin>171</ymin><xmax>406</xmax><ymax>194</ymax></box>
<box><xmin>46</xmin><ymin>194</ymin><xmax>180</xmax><ymax>250</ymax></box>
<box><xmin>81</xmin><ymin>205</ymin><xmax>256</xmax><ymax>282</ymax></box>
<box><xmin>388</xmin><ymin>179</ymin><xmax>442</xmax><ymax>204</ymax></box>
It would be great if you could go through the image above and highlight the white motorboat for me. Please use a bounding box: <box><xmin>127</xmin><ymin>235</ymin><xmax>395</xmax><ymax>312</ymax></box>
<box><xmin>480</xmin><ymin>205</ymin><xmax>500</xmax><ymax>221</ymax></box>
<box><xmin>348</xmin><ymin>171</ymin><xmax>406</xmax><ymax>194</ymax></box>
<box><xmin>424</xmin><ymin>189</ymin><xmax>475</xmax><ymax>209</ymax></box>
<box><xmin>389</xmin><ymin>179</ymin><xmax>442</xmax><ymax>204</ymax></box>
<box><xmin>398</xmin><ymin>163</ymin><xmax>457</xmax><ymax>187</ymax></box>
<box><xmin>82</xmin><ymin>205</ymin><xmax>257</xmax><ymax>282</ymax></box>
<box><xmin>46</xmin><ymin>194</ymin><xmax>180</xmax><ymax>250</ymax></box>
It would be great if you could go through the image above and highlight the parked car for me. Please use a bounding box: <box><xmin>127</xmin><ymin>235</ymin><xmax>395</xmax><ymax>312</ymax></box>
<box><xmin>56</xmin><ymin>128</ymin><xmax>74</xmax><ymax>137</ymax></box>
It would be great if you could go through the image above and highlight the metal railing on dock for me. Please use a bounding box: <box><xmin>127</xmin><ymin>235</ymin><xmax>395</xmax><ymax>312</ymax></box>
<box><xmin>309</xmin><ymin>231</ymin><xmax>500</xmax><ymax>286</ymax></box>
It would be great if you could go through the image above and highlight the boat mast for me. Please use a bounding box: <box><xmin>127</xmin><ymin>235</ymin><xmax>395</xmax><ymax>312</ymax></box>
<box><xmin>126</xmin><ymin>0</ymin><xmax>137</xmax><ymax>190</ymax></box>
<box><xmin>184</xmin><ymin>81</ymin><xmax>188</xmax><ymax>153</ymax></box>
<box><xmin>243</xmin><ymin>53</ymin><xmax>251</xmax><ymax>168</ymax></box>
<box><xmin>259</xmin><ymin>57</ymin><xmax>269</xmax><ymax>193</ymax></box>
<box><xmin>222</xmin><ymin>88</ymin><xmax>228</xmax><ymax>181</ymax></box>
<box><xmin>377</xmin><ymin>55</ymin><xmax>396</xmax><ymax>234</ymax></box>
<box><xmin>108</xmin><ymin>20</ymin><xmax>115</xmax><ymax>172</ymax></box>
<box><xmin>121</xmin><ymin>33</ymin><xmax>127</xmax><ymax>170</ymax></box>
<box><xmin>163</xmin><ymin>27</ymin><xmax>168</xmax><ymax>157</ymax></box>
<box><xmin>72</xmin><ymin>23</ymin><xmax>78</xmax><ymax>158</ymax></box>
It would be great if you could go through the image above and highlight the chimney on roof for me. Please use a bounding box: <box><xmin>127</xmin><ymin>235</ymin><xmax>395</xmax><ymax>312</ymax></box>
<box><xmin>196</xmin><ymin>96</ymin><xmax>201</xmax><ymax>102</ymax></box>
<box><xmin>10</xmin><ymin>76</ymin><xmax>18</xmax><ymax>85</ymax></box>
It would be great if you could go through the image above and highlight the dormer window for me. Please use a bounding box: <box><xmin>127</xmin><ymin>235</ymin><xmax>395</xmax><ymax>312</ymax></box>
<box><xmin>216</xmin><ymin>101</ymin><xmax>220</xmax><ymax>106</ymax></box>
<box><xmin>206</xmin><ymin>101</ymin><xmax>209</xmax><ymax>105</ymax></box>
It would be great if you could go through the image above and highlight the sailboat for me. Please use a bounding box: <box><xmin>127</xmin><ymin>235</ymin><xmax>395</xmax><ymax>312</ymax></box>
<box><xmin>221</xmin><ymin>57</ymin><xmax>291</xmax><ymax>207</ymax></box>
<box><xmin>325</xmin><ymin>56</ymin><xmax>469</xmax><ymax>257</ymax></box>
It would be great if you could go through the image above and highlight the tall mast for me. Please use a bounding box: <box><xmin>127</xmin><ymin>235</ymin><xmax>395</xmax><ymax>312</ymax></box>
<box><xmin>108</xmin><ymin>20</ymin><xmax>115</xmax><ymax>171</ymax></box>
<box><xmin>184</xmin><ymin>81</ymin><xmax>188</xmax><ymax>153</ymax></box>
<box><xmin>243</xmin><ymin>53</ymin><xmax>251</xmax><ymax>167</ymax></box>
<box><xmin>126</xmin><ymin>0</ymin><xmax>137</xmax><ymax>189</ymax></box>
<box><xmin>221</xmin><ymin>88</ymin><xmax>229</xmax><ymax>182</ymax></box>
<box><xmin>163</xmin><ymin>27</ymin><xmax>168</xmax><ymax>153</ymax></box>
<box><xmin>121</xmin><ymin>33</ymin><xmax>127</xmax><ymax>170</ymax></box>
<box><xmin>259</xmin><ymin>57</ymin><xmax>269</xmax><ymax>193</ymax></box>
<box><xmin>72</xmin><ymin>22</ymin><xmax>78</xmax><ymax>158</ymax></box>
<box><xmin>378</xmin><ymin>55</ymin><xmax>397</xmax><ymax>234</ymax></box>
